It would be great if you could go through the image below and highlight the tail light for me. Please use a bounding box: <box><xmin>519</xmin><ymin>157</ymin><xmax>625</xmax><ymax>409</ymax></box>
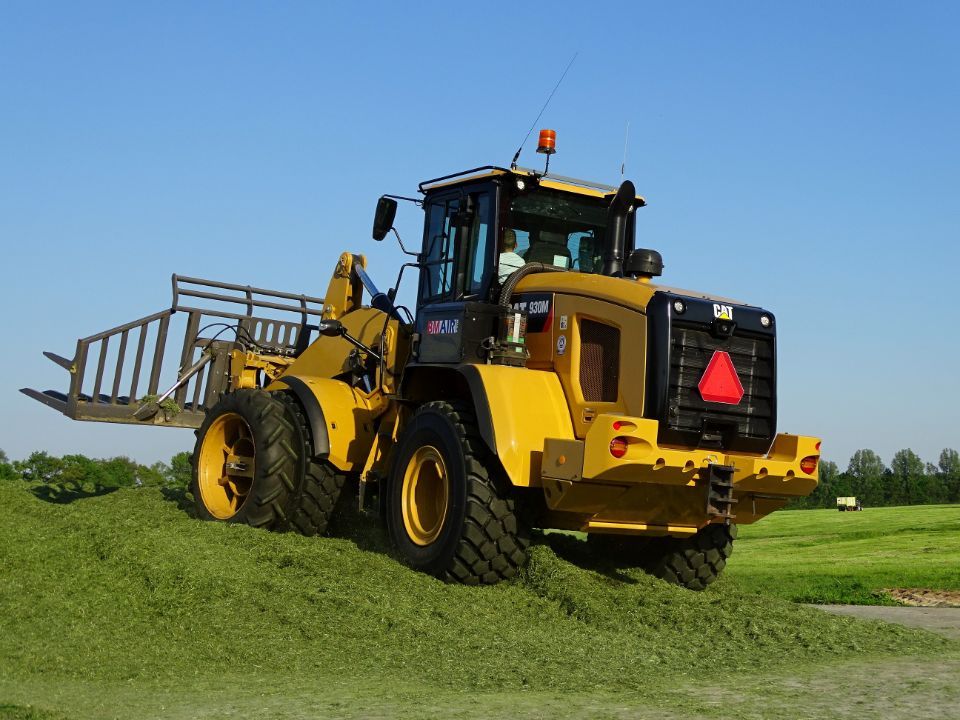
<box><xmin>800</xmin><ymin>455</ymin><xmax>819</xmax><ymax>475</ymax></box>
<box><xmin>609</xmin><ymin>437</ymin><xmax>628</xmax><ymax>459</ymax></box>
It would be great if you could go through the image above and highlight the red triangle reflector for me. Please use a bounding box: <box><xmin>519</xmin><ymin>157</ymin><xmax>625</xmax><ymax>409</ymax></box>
<box><xmin>698</xmin><ymin>350</ymin><xmax>744</xmax><ymax>405</ymax></box>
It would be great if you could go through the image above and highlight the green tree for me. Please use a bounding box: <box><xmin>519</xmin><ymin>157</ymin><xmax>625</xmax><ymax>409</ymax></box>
<box><xmin>846</xmin><ymin>449</ymin><xmax>885</xmax><ymax>506</ymax></box>
<box><xmin>97</xmin><ymin>456</ymin><xmax>140</xmax><ymax>487</ymax></box>
<box><xmin>165</xmin><ymin>451</ymin><xmax>192</xmax><ymax>488</ymax></box>
<box><xmin>939</xmin><ymin>448</ymin><xmax>960</xmax><ymax>503</ymax></box>
<box><xmin>138</xmin><ymin>461</ymin><xmax>169</xmax><ymax>487</ymax></box>
<box><xmin>891</xmin><ymin>448</ymin><xmax>926</xmax><ymax>505</ymax></box>
<box><xmin>0</xmin><ymin>450</ymin><xmax>18</xmax><ymax>482</ymax></box>
<box><xmin>13</xmin><ymin>451</ymin><xmax>64</xmax><ymax>483</ymax></box>
<box><xmin>59</xmin><ymin>454</ymin><xmax>107</xmax><ymax>489</ymax></box>
<box><xmin>809</xmin><ymin>459</ymin><xmax>840</xmax><ymax>508</ymax></box>
<box><xmin>924</xmin><ymin>463</ymin><xmax>947</xmax><ymax>504</ymax></box>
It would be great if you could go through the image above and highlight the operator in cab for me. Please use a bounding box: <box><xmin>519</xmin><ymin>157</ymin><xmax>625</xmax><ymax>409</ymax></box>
<box><xmin>498</xmin><ymin>228</ymin><xmax>525</xmax><ymax>281</ymax></box>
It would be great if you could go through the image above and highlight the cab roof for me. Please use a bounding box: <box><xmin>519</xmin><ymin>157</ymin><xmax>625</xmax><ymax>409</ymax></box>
<box><xmin>418</xmin><ymin>165</ymin><xmax>646</xmax><ymax>206</ymax></box>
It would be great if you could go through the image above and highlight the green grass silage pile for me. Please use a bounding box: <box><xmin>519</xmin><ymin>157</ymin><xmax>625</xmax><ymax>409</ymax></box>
<box><xmin>0</xmin><ymin>481</ymin><xmax>950</xmax><ymax>703</ymax></box>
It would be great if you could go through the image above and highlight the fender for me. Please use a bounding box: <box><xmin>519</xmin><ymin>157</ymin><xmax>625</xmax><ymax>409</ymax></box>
<box><xmin>402</xmin><ymin>364</ymin><xmax>575</xmax><ymax>487</ymax></box>
<box><xmin>269</xmin><ymin>375</ymin><xmax>379</xmax><ymax>472</ymax></box>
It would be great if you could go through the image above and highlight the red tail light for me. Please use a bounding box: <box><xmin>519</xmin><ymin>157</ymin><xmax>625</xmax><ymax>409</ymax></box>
<box><xmin>800</xmin><ymin>455</ymin><xmax>819</xmax><ymax>475</ymax></box>
<box><xmin>609</xmin><ymin>437</ymin><xmax>628</xmax><ymax>459</ymax></box>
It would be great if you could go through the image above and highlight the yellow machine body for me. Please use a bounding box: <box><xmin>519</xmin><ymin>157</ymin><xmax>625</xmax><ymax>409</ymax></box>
<box><xmin>262</xmin><ymin>250</ymin><xmax>818</xmax><ymax>539</ymax></box>
<box><xmin>23</xmin><ymin>165</ymin><xmax>817</xmax><ymax>544</ymax></box>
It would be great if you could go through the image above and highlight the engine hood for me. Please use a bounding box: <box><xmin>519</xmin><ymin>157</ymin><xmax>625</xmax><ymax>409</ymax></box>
<box><xmin>512</xmin><ymin>272</ymin><xmax>756</xmax><ymax>314</ymax></box>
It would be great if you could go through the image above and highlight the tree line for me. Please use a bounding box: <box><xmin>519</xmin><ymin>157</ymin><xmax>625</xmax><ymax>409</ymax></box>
<box><xmin>790</xmin><ymin>448</ymin><xmax>960</xmax><ymax>508</ymax></box>
<box><xmin>0</xmin><ymin>448</ymin><xmax>192</xmax><ymax>490</ymax></box>
<box><xmin>2</xmin><ymin>446</ymin><xmax>958</xmax><ymax>509</ymax></box>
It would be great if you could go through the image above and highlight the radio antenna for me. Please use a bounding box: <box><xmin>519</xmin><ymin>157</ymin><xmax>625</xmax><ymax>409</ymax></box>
<box><xmin>510</xmin><ymin>52</ymin><xmax>578</xmax><ymax>169</ymax></box>
<box><xmin>620</xmin><ymin>120</ymin><xmax>631</xmax><ymax>180</ymax></box>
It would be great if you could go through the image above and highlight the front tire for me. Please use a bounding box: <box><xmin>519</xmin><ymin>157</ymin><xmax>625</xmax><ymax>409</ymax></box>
<box><xmin>191</xmin><ymin>389</ymin><xmax>301</xmax><ymax>529</ymax></box>
<box><xmin>386</xmin><ymin>401</ymin><xmax>528</xmax><ymax>585</ymax></box>
<box><xmin>276</xmin><ymin>393</ymin><xmax>345</xmax><ymax>537</ymax></box>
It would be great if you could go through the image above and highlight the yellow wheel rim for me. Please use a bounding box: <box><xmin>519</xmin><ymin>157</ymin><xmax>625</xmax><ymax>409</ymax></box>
<box><xmin>401</xmin><ymin>445</ymin><xmax>449</xmax><ymax>546</ymax></box>
<box><xmin>197</xmin><ymin>412</ymin><xmax>256</xmax><ymax>520</ymax></box>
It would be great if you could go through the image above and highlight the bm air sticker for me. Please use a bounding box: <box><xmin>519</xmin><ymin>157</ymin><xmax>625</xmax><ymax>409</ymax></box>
<box><xmin>713</xmin><ymin>304</ymin><xmax>733</xmax><ymax>320</ymax></box>
<box><xmin>426</xmin><ymin>318</ymin><xmax>460</xmax><ymax>335</ymax></box>
<box><xmin>512</xmin><ymin>292</ymin><xmax>553</xmax><ymax>333</ymax></box>
<box><xmin>557</xmin><ymin>335</ymin><xmax>567</xmax><ymax>355</ymax></box>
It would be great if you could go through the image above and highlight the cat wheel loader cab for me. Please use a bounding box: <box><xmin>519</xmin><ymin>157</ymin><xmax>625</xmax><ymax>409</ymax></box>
<box><xmin>22</xmin><ymin>133</ymin><xmax>820</xmax><ymax>590</ymax></box>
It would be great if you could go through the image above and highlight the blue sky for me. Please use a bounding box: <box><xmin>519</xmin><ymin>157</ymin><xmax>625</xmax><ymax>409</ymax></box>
<box><xmin>1</xmin><ymin>1</ymin><xmax>958</xmax><ymax>469</ymax></box>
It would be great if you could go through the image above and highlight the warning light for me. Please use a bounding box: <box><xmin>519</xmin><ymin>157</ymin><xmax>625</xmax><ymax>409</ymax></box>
<box><xmin>697</xmin><ymin>351</ymin><xmax>744</xmax><ymax>405</ymax></box>
<box><xmin>800</xmin><ymin>455</ymin><xmax>819</xmax><ymax>475</ymax></box>
<box><xmin>609</xmin><ymin>437</ymin><xmax>628</xmax><ymax>459</ymax></box>
<box><xmin>537</xmin><ymin>129</ymin><xmax>557</xmax><ymax>155</ymax></box>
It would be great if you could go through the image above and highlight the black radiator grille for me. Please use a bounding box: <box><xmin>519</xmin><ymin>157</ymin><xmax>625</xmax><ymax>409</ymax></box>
<box><xmin>580</xmin><ymin>319</ymin><xmax>620</xmax><ymax>402</ymax></box>
<box><xmin>667</xmin><ymin>323</ymin><xmax>774</xmax><ymax>443</ymax></box>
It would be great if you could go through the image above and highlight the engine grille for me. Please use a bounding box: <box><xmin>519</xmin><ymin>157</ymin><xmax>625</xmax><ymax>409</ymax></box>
<box><xmin>667</xmin><ymin>323</ymin><xmax>774</xmax><ymax>446</ymax></box>
<box><xmin>579</xmin><ymin>319</ymin><xmax>620</xmax><ymax>402</ymax></box>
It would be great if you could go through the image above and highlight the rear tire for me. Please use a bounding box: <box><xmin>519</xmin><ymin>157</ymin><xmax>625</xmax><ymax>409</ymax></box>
<box><xmin>386</xmin><ymin>401</ymin><xmax>528</xmax><ymax>584</ymax></box>
<box><xmin>191</xmin><ymin>389</ymin><xmax>301</xmax><ymax>529</ymax></box>
<box><xmin>645</xmin><ymin>524</ymin><xmax>736</xmax><ymax>590</ymax></box>
<box><xmin>589</xmin><ymin>524</ymin><xmax>737</xmax><ymax>591</ymax></box>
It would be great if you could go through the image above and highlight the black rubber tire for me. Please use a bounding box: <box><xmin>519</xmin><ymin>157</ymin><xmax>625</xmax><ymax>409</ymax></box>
<box><xmin>191</xmin><ymin>389</ymin><xmax>301</xmax><ymax>530</ymax></box>
<box><xmin>386</xmin><ymin>400</ymin><xmax>528</xmax><ymax>585</ymax></box>
<box><xmin>277</xmin><ymin>393</ymin><xmax>345</xmax><ymax>537</ymax></box>
<box><xmin>646</xmin><ymin>524</ymin><xmax>737</xmax><ymax>590</ymax></box>
<box><xmin>588</xmin><ymin>524</ymin><xmax>737</xmax><ymax>591</ymax></box>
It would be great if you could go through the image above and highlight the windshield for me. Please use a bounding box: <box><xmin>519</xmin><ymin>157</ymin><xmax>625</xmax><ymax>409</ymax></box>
<box><xmin>503</xmin><ymin>188</ymin><xmax>632</xmax><ymax>275</ymax></box>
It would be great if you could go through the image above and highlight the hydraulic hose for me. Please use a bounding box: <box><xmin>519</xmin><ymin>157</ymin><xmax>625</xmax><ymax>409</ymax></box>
<box><xmin>498</xmin><ymin>262</ymin><xmax>565</xmax><ymax>308</ymax></box>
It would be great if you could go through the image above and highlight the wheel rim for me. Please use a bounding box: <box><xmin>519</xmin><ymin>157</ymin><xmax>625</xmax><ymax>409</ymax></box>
<box><xmin>197</xmin><ymin>412</ymin><xmax>256</xmax><ymax>519</ymax></box>
<box><xmin>401</xmin><ymin>445</ymin><xmax>449</xmax><ymax>546</ymax></box>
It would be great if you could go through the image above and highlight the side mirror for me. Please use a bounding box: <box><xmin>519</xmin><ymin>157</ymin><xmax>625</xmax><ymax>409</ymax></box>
<box><xmin>318</xmin><ymin>319</ymin><xmax>344</xmax><ymax>337</ymax></box>
<box><xmin>372</xmin><ymin>197</ymin><xmax>398</xmax><ymax>241</ymax></box>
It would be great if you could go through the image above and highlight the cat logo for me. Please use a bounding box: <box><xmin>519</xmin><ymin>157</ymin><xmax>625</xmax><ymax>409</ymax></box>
<box><xmin>713</xmin><ymin>304</ymin><xmax>734</xmax><ymax>321</ymax></box>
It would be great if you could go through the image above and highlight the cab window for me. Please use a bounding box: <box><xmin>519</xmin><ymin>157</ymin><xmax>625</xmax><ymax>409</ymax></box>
<box><xmin>464</xmin><ymin>193</ymin><xmax>492</xmax><ymax>295</ymax></box>
<box><xmin>421</xmin><ymin>197</ymin><xmax>459</xmax><ymax>302</ymax></box>
<box><xmin>421</xmin><ymin>190</ymin><xmax>494</xmax><ymax>303</ymax></box>
<box><xmin>506</xmin><ymin>188</ymin><xmax>632</xmax><ymax>274</ymax></box>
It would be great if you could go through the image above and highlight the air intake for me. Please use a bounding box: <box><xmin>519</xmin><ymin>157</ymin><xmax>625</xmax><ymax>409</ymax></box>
<box><xmin>579</xmin><ymin>320</ymin><xmax>620</xmax><ymax>402</ymax></box>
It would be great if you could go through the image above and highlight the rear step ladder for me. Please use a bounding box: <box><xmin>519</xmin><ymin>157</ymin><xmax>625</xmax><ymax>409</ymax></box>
<box><xmin>21</xmin><ymin>275</ymin><xmax>325</xmax><ymax>429</ymax></box>
<box><xmin>705</xmin><ymin>463</ymin><xmax>738</xmax><ymax>522</ymax></box>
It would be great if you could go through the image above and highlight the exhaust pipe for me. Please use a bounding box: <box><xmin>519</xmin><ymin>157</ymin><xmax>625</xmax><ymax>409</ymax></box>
<box><xmin>601</xmin><ymin>180</ymin><xmax>636</xmax><ymax>277</ymax></box>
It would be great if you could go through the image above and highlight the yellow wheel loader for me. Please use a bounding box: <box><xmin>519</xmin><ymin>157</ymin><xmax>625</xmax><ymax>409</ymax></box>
<box><xmin>23</xmin><ymin>139</ymin><xmax>820</xmax><ymax>588</ymax></box>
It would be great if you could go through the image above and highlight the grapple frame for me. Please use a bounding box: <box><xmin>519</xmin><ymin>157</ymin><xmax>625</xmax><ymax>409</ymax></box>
<box><xmin>21</xmin><ymin>275</ymin><xmax>325</xmax><ymax>429</ymax></box>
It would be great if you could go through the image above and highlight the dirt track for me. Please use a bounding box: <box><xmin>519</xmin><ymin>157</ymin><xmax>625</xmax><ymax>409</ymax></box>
<box><xmin>813</xmin><ymin>605</ymin><xmax>960</xmax><ymax>640</ymax></box>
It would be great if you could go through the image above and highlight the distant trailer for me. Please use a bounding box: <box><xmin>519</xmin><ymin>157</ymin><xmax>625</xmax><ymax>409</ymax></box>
<box><xmin>837</xmin><ymin>497</ymin><xmax>863</xmax><ymax>511</ymax></box>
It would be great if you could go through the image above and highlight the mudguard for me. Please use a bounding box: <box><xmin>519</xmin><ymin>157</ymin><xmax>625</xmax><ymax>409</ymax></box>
<box><xmin>456</xmin><ymin>364</ymin><xmax>575</xmax><ymax>487</ymax></box>
<box><xmin>269</xmin><ymin>375</ymin><xmax>378</xmax><ymax>472</ymax></box>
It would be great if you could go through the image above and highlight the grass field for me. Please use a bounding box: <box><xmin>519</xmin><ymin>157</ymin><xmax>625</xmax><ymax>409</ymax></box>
<box><xmin>1</xmin><ymin>481</ymin><xmax>958</xmax><ymax>719</ymax></box>
<box><xmin>725</xmin><ymin>505</ymin><xmax>960</xmax><ymax>604</ymax></box>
